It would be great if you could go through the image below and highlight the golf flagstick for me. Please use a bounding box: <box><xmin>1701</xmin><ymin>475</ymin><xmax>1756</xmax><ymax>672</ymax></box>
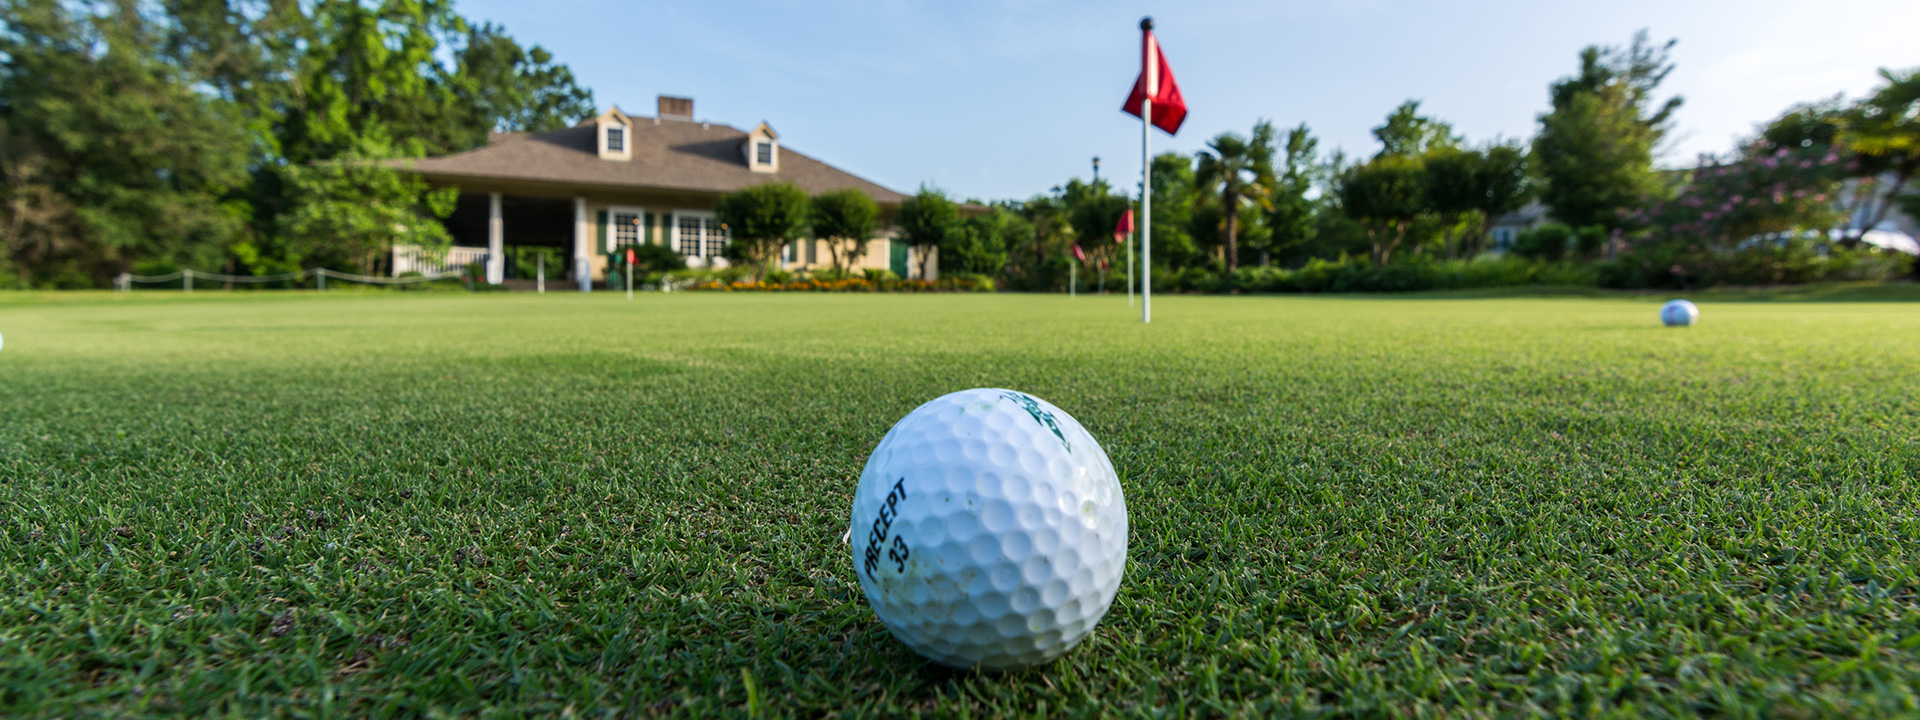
<box><xmin>1115</xmin><ymin>208</ymin><xmax>1135</xmax><ymax>308</ymax></box>
<box><xmin>1122</xmin><ymin>17</ymin><xmax>1185</xmax><ymax>323</ymax></box>
<box><xmin>1140</xmin><ymin>83</ymin><xmax>1149</xmax><ymax>323</ymax></box>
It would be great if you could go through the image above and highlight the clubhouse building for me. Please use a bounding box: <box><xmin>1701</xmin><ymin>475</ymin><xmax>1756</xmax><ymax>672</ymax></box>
<box><xmin>390</xmin><ymin>96</ymin><xmax>931</xmax><ymax>288</ymax></box>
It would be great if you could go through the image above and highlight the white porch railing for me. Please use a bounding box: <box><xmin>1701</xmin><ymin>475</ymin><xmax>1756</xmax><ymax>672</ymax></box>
<box><xmin>393</xmin><ymin>245</ymin><xmax>490</xmax><ymax>277</ymax></box>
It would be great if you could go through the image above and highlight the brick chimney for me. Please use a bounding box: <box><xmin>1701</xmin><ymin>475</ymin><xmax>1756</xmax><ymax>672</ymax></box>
<box><xmin>658</xmin><ymin>95</ymin><xmax>693</xmax><ymax>121</ymax></box>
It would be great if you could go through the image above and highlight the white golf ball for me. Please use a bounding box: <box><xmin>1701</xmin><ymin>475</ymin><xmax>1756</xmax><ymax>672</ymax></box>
<box><xmin>849</xmin><ymin>388</ymin><xmax>1128</xmax><ymax>670</ymax></box>
<box><xmin>1661</xmin><ymin>299</ymin><xmax>1699</xmax><ymax>327</ymax></box>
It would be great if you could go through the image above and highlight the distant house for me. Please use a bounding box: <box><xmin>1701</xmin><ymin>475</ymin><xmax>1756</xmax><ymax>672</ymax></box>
<box><xmin>388</xmin><ymin>96</ymin><xmax>931</xmax><ymax>288</ymax></box>
<box><xmin>1486</xmin><ymin>203</ymin><xmax>1550</xmax><ymax>253</ymax></box>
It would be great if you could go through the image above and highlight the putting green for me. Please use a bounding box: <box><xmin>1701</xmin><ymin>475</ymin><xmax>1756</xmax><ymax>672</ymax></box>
<box><xmin>1</xmin><ymin>290</ymin><xmax>1916</xmax><ymax>716</ymax></box>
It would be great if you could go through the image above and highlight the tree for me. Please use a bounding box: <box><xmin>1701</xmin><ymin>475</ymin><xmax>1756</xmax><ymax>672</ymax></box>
<box><xmin>1194</xmin><ymin>121</ymin><xmax>1277</xmax><ymax>272</ymax></box>
<box><xmin>1010</xmin><ymin>195</ymin><xmax>1072</xmax><ymax>289</ymax></box>
<box><xmin>1063</xmin><ymin>178</ymin><xmax>1129</xmax><ymax>288</ymax></box>
<box><xmin>448</xmin><ymin>23</ymin><xmax>596</xmax><ymax>139</ymax></box>
<box><xmin>1373</xmin><ymin>100</ymin><xmax>1459</xmax><ymax>158</ymax></box>
<box><xmin>0</xmin><ymin>0</ymin><xmax>251</xmax><ymax>286</ymax></box>
<box><xmin>1469</xmin><ymin>143</ymin><xmax>1535</xmax><ymax>256</ymax></box>
<box><xmin>1632</xmin><ymin>139</ymin><xmax>1845</xmax><ymax>250</ymax></box>
<box><xmin>1421</xmin><ymin>147</ymin><xmax>1482</xmax><ymax>259</ymax></box>
<box><xmin>1533</xmin><ymin>30</ymin><xmax>1682</xmax><ymax>232</ymax></box>
<box><xmin>1838</xmin><ymin>67</ymin><xmax>1920</xmax><ymax>245</ymax></box>
<box><xmin>282</xmin><ymin>134</ymin><xmax>457</xmax><ymax>275</ymax></box>
<box><xmin>1147</xmin><ymin>152</ymin><xmax>1200</xmax><ymax>268</ymax></box>
<box><xmin>897</xmin><ymin>186</ymin><xmax>959</xmax><ymax>280</ymax></box>
<box><xmin>1422</xmin><ymin>142</ymin><xmax>1534</xmax><ymax>258</ymax></box>
<box><xmin>1</xmin><ymin>0</ymin><xmax>598</xmax><ymax>285</ymax></box>
<box><xmin>1264</xmin><ymin>124</ymin><xmax>1320</xmax><ymax>264</ymax></box>
<box><xmin>714</xmin><ymin>182</ymin><xmax>809</xmax><ymax>281</ymax></box>
<box><xmin>1338</xmin><ymin>154</ymin><xmax>1426</xmax><ymax>265</ymax></box>
<box><xmin>948</xmin><ymin>204</ymin><xmax>1024</xmax><ymax>277</ymax></box>
<box><xmin>808</xmin><ymin>188</ymin><xmax>879</xmax><ymax>275</ymax></box>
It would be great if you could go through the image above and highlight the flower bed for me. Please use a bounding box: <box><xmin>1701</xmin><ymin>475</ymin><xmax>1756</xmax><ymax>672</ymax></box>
<box><xmin>685</xmin><ymin>275</ymin><xmax>993</xmax><ymax>292</ymax></box>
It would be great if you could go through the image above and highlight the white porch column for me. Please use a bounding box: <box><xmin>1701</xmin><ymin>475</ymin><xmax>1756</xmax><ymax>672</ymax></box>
<box><xmin>574</xmin><ymin>196</ymin><xmax>591</xmax><ymax>292</ymax></box>
<box><xmin>486</xmin><ymin>192</ymin><xmax>504</xmax><ymax>285</ymax></box>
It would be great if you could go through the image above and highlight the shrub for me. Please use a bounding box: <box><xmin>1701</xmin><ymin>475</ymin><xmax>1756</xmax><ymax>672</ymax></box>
<box><xmin>862</xmin><ymin>268</ymin><xmax>898</xmax><ymax>283</ymax></box>
<box><xmin>1151</xmin><ymin>256</ymin><xmax>1597</xmax><ymax>294</ymax></box>
<box><xmin>1598</xmin><ymin>238</ymin><xmax>1908</xmax><ymax>289</ymax></box>
<box><xmin>681</xmin><ymin>272</ymin><xmax>995</xmax><ymax>293</ymax></box>
<box><xmin>629</xmin><ymin>243</ymin><xmax>686</xmax><ymax>273</ymax></box>
<box><xmin>1573</xmin><ymin>225</ymin><xmax>1607</xmax><ymax>259</ymax></box>
<box><xmin>1512</xmin><ymin>223</ymin><xmax>1573</xmax><ymax>261</ymax></box>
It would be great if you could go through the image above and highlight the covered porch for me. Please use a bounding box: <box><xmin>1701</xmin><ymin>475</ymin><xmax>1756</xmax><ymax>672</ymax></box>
<box><xmin>432</xmin><ymin>191</ymin><xmax>584</xmax><ymax>288</ymax></box>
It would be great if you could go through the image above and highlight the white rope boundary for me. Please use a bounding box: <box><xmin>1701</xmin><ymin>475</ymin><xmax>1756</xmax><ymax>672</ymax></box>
<box><xmin>116</xmin><ymin>268</ymin><xmax>466</xmax><ymax>291</ymax></box>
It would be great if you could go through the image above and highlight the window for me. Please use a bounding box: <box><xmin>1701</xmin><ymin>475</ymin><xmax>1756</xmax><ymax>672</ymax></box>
<box><xmin>606</xmin><ymin>126</ymin><xmax>625</xmax><ymax>152</ymax></box>
<box><xmin>677</xmin><ymin>215</ymin><xmax>704</xmax><ymax>257</ymax></box>
<box><xmin>756</xmin><ymin>141</ymin><xmax>772</xmax><ymax>164</ymax></box>
<box><xmin>706</xmin><ymin>222</ymin><xmax>728</xmax><ymax>258</ymax></box>
<box><xmin>674</xmin><ymin>214</ymin><xmax>729</xmax><ymax>260</ymax></box>
<box><xmin>612</xmin><ymin>211</ymin><xmax>642</xmax><ymax>247</ymax></box>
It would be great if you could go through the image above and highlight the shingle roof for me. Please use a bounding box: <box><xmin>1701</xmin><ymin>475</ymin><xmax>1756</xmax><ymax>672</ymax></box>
<box><xmin>389</xmin><ymin>118</ymin><xmax>907</xmax><ymax>205</ymax></box>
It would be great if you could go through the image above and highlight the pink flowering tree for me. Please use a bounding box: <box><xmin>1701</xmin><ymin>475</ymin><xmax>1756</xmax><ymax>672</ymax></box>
<box><xmin>1629</xmin><ymin>141</ymin><xmax>1845</xmax><ymax>249</ymax></box>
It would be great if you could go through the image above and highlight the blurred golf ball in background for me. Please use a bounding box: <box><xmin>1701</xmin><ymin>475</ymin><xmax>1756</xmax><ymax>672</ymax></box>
<box><xmin>1661</xmin><ymin>299</ymin><xmax>1699</xmax><ymax>327</ymax></box>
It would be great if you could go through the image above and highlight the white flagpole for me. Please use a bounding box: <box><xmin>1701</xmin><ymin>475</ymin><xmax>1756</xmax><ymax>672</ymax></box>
<box><xmin>1140</xmin><ymin>18</ymin><xmax>1154</xmax><ymax>324</ymax></box>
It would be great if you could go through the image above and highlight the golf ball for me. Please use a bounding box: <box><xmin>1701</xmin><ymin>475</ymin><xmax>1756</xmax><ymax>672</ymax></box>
<box><xmin>1661</xmin><ymin>299</ymin><xmax>1699</xmax><ymax>327</ymax></box>
<box><xmin>849</xmin><ymin>388</ymin><xmax>1128</xmax><ymax>670</ymax></box>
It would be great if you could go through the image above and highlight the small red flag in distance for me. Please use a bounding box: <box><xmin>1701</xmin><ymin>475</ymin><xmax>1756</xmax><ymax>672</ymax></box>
<box><xmin>626</xmin><ymin>248</ymin><xmax>636</xmax><ymax>265</ymax></box>
<box><xmin>1121</xmin><ymin>30</ymin><xmax>1187</xmax><ymax>135</ymax></box>
<box><xmin>1072</xmin><ymin>244</ymin><xmax>1086</xmax><ymax>263</ymax></box>
<box><xmin>1113</xmin><ymin>208</ymin><xmax>1134</xmax><ymax>243</ymax></box>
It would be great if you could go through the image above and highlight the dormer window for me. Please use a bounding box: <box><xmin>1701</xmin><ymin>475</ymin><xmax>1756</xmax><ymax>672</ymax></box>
<box><xmin>595</xmin><ymin>108</ymin><xmax>633</xmax><ymax>160</ymax></box>
<box><xmin>744</xmin><ymin>121</ymin><xmax>779</xmax><ymax>173</ymax></box>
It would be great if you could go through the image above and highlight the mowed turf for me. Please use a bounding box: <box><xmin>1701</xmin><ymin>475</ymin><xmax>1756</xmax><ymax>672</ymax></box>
<box><xmin>2</xmin><ymin>289</ymin><xmax>1918</xmax><ymax>718</ymax></box>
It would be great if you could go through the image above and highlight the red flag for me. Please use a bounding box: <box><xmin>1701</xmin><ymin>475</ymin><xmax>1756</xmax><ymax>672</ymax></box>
<box><xmin>626</xmin><ymin>248</ymin><xmax>636</xmax><ymax>265</ymax></box>
<box><xmin>1071</xmin><ymin>244</ymin><xmax>1086</xmax><ymax>263</ymax></box>
<box><xmin>1121</xmin><ymin>29</ymin><xmax>1187</xmax><ymax>135</ymax></box>
<box><xmin>1113</xmin><ymin>208</ymin><xmax>1135</xmax><ymax>243</ymax></box>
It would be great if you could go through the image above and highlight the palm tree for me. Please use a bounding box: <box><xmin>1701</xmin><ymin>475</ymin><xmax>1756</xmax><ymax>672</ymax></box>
<box><xmin>1193</xmin><ymin>121</ymin><xmax>1277</xmax><ymax>273</ymax></box>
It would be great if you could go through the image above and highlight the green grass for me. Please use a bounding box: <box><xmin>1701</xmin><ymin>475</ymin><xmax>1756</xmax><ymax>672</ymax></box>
<box><xmin>2</xmin><ymin>290</ymin><xmax>1917</xmax><ymax>718</ymax></box>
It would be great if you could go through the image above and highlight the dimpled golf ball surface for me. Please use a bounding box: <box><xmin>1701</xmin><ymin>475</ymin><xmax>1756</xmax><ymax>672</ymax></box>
<box><xmin>850</xmin><ymin>389</ymin><xmax>1127</xmax><ymax>670</ymax></box>
<box><xmin>1661</xmin><ymin>299</ymin><xmax>1699</xmax><ymax>326</ymax></box>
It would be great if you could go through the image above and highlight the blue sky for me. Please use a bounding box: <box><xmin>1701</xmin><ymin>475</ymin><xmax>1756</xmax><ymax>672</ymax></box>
<box><xmin>459</xmin><ymin>0</ymin><xmax>1920</xmax><ymax>202</ymax></box>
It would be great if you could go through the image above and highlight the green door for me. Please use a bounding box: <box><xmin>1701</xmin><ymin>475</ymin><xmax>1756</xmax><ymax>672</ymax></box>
<box><xmin>889</xmin><ymin>240</ymin><xmax>909</xmax><ymax>278</ymax></box>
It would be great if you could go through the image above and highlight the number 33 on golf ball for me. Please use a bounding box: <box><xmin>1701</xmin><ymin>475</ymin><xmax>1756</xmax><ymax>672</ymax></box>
<box><xmin>849</xmin><ymin>388</ymin><xmax>1129</xmax><ymax>670</ymax></box>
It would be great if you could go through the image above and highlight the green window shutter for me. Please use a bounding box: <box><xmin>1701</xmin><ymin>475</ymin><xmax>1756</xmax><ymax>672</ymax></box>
<box><xmin>595</xmin><ymin>210</ymin><xmax>608</xmax><ymax>254</ymax></box>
